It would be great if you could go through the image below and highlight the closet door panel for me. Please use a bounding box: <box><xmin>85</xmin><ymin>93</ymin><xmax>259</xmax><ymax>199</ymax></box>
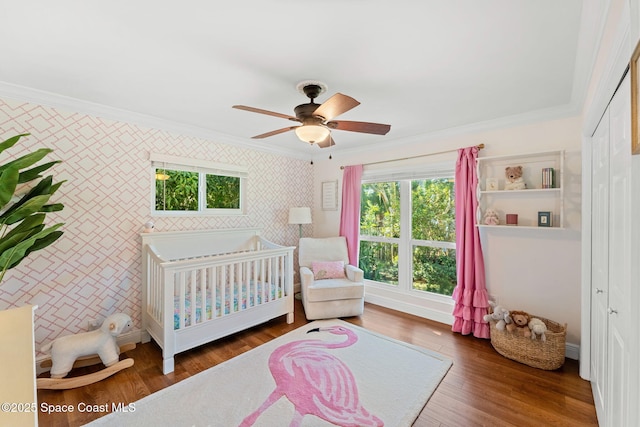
<box><xmin>590</xmin><ymin>108</ymin><xmax>609</xmax><ymax>422</ymax></box>
<box><xmin>606</xmin><ymin>73</ymin><xmax>632</xmax><ymax>427</ymax></box>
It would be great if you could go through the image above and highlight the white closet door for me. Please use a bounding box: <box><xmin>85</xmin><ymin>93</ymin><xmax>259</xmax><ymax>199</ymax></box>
<box><xmin>590</xmin><ymin>103</ymin><xmax>609</xmax><ymax>422</ymax></box>
<box><xmin>606</xmin><ymin>73</ymin><xmax>632</xmax><ymax>427</ymax></box>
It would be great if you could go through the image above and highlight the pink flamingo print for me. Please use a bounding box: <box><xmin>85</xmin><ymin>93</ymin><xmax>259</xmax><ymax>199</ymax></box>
<box><xmin>239</xmin><ymin>325</ymin><xmax>383</xmax><ymax>427</ymax></box>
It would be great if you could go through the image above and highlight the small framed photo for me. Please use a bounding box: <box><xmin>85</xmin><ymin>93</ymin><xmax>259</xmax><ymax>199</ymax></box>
<box><xmin>485</xmin><ymin>177</ymin><xmax>498</xmax><ymax>191</ymax></box>
<box><xmin>538</xmin><ymin>211</ymin><xmax>552</xmax><ymax>227</ymax></box>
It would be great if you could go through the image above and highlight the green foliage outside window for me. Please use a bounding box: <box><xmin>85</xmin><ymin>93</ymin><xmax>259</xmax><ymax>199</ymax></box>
<box><xmin>155</xmin><ymin>169</ymin><xmax>198</xmax><ymax>211</ymax></box>
<box><xmin>360</xmin><ymin>182</ymin><xmax>400</xmax><ymax>238</ymax></box>
<box><xmin>359</xmin><ymin>182</ymin><xmax>400</xmax><ymax>285</ymax></box>
<box><xmin>411</xmin><ymin>179</ymin><xmax>455</xmax><ymax>242</ymax></box>
<box><xmin>206</xmin><ymin>174</ymin><xmax>240</xmax><ymax>209</ymax></box>
<box><xmin>359</xmin><ymin>178</ymin><xmax>457</xmax><ymax>296</ymax></box>
<box><xmin>155</xmin><ymin>169</ymin><xmax>241</xmax><ymax>212</ymax></box>
<box><xmin>411</xmin><ymin>178</ymin><xmax>457</xmax><ymax>295</ymax></box>
<box><xmin>359</xmin><ymin>240</ymin><xmax>399</xmax><ymax>284</ymax></box>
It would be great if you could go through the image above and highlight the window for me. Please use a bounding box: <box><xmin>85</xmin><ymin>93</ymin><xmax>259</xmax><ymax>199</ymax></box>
<box><xmin>151</xmin><ymin>154</ymin><xmax>247</xmax><ymax>215</ymax></box>
<box><xmin>359</xmin><ymin>165</ymin><xmax>456</xmax><ymax>297</ymax></box>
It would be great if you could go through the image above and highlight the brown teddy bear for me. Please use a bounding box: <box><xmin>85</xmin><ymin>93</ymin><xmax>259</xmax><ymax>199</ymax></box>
<box><xmin>506</xmin><ymin>310</ymin><xmax>531</xmax><ymax>338</ymax></box>
<box><xmin>504</xmin><ymin>166</ymin><xmax>526</xmax><ymax>190</ymax></box>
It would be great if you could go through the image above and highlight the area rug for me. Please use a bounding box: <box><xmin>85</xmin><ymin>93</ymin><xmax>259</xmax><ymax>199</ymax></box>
<box><xmin>85</xmin><ymin>319</ymin><xmax>452</xmax><ymax>427</ymax></box>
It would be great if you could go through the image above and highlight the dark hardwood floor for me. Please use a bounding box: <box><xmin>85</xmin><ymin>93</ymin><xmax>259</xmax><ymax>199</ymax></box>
<box><xmin>37</xmin><ymin>300</ymin><xmax>598</xmax><ymax>426</ymax></box>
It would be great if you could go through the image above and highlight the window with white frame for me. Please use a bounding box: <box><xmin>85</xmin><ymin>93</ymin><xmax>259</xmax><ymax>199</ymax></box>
<box><xmin>151</xmin><ymin>154</ymin><xmax>247</xmax><ymax>215</ymax></box>
<box><xmin>358</xmin><ymin>163</ymin><xmax>456</xmax><ymax>297</ymax></box>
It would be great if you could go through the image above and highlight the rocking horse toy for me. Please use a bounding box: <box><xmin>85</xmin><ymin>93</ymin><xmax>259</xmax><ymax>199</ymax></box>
<box><xmin>37</xmin><ymin>313</ymin><xmax>135</xmax><ymax>390</ymax></box>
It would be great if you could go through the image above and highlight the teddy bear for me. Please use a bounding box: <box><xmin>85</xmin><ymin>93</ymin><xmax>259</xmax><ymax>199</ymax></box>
<box><xmin>41</xmin><ymin>313</ymin><xmax>132</xmax><ymax>378</ymax></box>
<box><xmin>483</xmin><ymin>209</ymin><xmax>500</xmax><ymax>225</ymax></box>
<box><xmin>504</xmin><ymin>166</ymin><xmax>527</xmax><ymax>190</ymax></box>
<box><xmin>528</xmin><ymin>317</ymin><xmax>547</xmax><ymax>341</ymax></box>
<box><xmin>483</xmin><ymin>303</ymin><xmax>512</xmax><ymax>331</ymax></box>
<box><xmin>506</xmin><ymin>310</ymin><xmax>531</xmax><ymax>338</ymax></box>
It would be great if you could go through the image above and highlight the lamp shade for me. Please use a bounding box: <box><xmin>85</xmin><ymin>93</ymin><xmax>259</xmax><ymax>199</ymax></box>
<box><xmin>294</xmin><ymin>125</ymin><xmax>330</xmax><ymax>144</ymax></box>
<box><xmin>288</xmin><ymin>207</ymin><xmax>312</xmax><ymax>225</ymax></box>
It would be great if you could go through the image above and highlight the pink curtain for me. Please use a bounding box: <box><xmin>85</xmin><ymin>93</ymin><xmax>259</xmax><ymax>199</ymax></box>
<box><xmin>451</xmin><ymin>147</ymin><xmax>490</xmax><ymax>338</ymax></box>
<box><xmin>339</xmin><ymin>165</ymin><xmax>363</xmax><ymax>265</ymax></box>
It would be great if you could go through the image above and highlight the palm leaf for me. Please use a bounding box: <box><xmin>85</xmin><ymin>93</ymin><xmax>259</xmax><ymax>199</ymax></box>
<box><xmin>0</xmin><ymin>133</ymin><xmax>29</xmax><ymax>156</ymax></box>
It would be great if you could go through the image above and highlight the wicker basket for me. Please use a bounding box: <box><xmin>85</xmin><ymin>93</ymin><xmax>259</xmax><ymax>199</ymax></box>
<box><xmin>489</xmin><ymin>315</ymin><xmax>567</xmax><ymax>370</ymax></box>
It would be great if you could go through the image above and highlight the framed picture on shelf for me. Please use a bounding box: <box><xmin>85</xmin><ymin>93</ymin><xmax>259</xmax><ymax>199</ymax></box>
<box><xmin>538</xmin><ymin>211</ymin><xmax>552</xmax><ymax>227</ymax></box>
<box><xmin>485</xmin><ymin>177</ymin><xmax>498</xmax><ymax>191</ymax></box>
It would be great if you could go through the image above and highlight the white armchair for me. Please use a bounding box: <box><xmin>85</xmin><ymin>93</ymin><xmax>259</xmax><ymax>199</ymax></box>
<box><xmin>298</xmin><ymin>236</ymin><xmax>365</xmax><ymax>320</ymax></box>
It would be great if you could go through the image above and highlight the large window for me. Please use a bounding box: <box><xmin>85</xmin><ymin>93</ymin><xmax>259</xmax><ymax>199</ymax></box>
<box><xmin>359</xmin><ymin>168</ymin><xmax>456</xmax><ymax>297</ymax></box>
<box><xmin>151</xmin><ymin>154</ymin><xmax>246</xmax><ymax>215</ymax></box>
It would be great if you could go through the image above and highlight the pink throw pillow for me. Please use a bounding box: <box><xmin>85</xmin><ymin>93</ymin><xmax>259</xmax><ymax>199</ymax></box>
<box><xmin>311</xmin><ymin>261</ymin><xmax>346</xmax><ymax>280</ymax></box>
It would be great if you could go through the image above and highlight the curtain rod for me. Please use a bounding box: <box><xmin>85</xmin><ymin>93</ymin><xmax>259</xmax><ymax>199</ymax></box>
<box><xmin>340</xmin><ymin>143</ymin><xmax>484</xmax><ymax>170</ymax></box>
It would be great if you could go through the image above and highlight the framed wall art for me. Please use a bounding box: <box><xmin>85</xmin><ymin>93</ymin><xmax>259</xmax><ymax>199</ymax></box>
<box><xmin>322</xmin><ymin>180</ymin><xmax>338</xmax><ymax>210</ymax></box>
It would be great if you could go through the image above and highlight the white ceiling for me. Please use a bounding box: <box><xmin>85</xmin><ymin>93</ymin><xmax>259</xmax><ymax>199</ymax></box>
<box><xmin>0</xmin><ymin>1</ymin><xmax>598</xmax><ymax>160</ymax></box>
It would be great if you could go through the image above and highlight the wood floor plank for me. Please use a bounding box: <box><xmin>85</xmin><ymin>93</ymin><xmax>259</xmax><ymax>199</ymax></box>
<box><xmin>36</xmin><ymin>300</ymin><xmax>598</xmax><ymax>426</ymax></box>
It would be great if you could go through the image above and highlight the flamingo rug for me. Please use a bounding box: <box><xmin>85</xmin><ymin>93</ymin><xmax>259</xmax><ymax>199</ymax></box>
<box><xmin>85</xmin><ymin>319</ymin><xmax>452</xmax><ymax>427</ymax></box>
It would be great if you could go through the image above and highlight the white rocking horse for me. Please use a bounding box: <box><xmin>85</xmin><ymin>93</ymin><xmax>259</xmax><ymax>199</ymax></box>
<box><xmin>37</xmin><ymin>313</ymin><xmax>135</xmax><ymax>390</ymax></box>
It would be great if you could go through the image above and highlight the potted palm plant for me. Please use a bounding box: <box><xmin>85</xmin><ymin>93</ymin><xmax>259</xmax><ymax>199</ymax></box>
<box><xmin>0</xmin><ymin>133</ymin><xmax>64</xmax><ymax>283</ymax></box>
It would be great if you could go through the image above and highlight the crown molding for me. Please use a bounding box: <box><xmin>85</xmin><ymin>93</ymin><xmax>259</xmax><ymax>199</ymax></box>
<box><xmin>318</xmin><ymin>101</ymin><xmax>582</xmax><ymax>162</ymax></box>
<box><xmin>0</xmin><ymin>81</ymin><xmax>311</xmax><ymax>161</ymax></box>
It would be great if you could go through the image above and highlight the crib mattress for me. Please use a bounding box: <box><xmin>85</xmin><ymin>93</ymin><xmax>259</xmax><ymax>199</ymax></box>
<box><xmin>174</xmin><ymin>282</ymin><xmax>282</xmax><ymax>329</ymax></box>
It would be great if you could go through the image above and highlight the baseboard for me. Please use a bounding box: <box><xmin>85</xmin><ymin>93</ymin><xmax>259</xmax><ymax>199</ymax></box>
<box><xmin>565</xmin><ymin>342</ymin><xmax>580</xmax><ymax>361</ymax></box>
<box><xmin>364</xmin><ymin>294</ymin><xmax>454</xmax><ymax>325</ymax></box>
<box><xmin>364</xmin><ymin>293</ymin><xmax>581</xmax><ymax>361</ymax></box>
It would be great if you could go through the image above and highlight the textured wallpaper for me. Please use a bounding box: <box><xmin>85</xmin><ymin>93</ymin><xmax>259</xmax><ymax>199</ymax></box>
<box><xmin>0</xmin><ymin>97</ymin><xmax>313</xmax><ymax>351</ymax></box>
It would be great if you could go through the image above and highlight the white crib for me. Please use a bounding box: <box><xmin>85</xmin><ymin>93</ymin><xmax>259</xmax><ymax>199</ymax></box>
<box><xmin>141</xmin><ymin>228</ymin><xmax>295</xmax><ymax>374</ymax></box>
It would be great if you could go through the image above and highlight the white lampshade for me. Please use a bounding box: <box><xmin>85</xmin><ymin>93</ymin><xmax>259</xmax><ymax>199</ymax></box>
<box><xmin>288</xmin><ymin>207</ymin><xmax>312</xmax><ymax>225</ymax></box>
<box><xmin>294</xmin><ymin>125</ymin><xmax>330</xmax><ymax>144</ymax></box>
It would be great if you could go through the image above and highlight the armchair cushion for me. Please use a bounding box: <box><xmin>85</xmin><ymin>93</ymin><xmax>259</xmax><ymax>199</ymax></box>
<box><xmin>300</xmin><ymin>267</ymin><xmax>364</xmax><ymax>302</ymax></box>
<box><xmin>311</xmin><ymin>260</ymin><xmax>346</xmax><ymax>280</ymax></box>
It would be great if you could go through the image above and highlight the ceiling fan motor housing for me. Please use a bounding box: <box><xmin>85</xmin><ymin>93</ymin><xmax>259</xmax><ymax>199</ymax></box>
<box><xmin>294</xmin><ymin>103</ymin><xmax>324</xmax><ymax>121</ymax></box>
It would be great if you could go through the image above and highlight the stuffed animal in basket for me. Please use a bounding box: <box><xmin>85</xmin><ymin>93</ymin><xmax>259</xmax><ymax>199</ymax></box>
<box><xmin>483</xmin><ymin>303</ymin><xmax>512</xmax><ymax>331</ymax></box>
<box><xmin>528</xmin><ymin>317</ymin><xmax>547</xmax><ymax>341</ymax></box>
<box><xmin>504</xmin><ymin>166</ymin><xmax>526</xmax><ymax>190</ymax></box>
<box><xmin>506</xmin><ymin>310</ymin><xmax>531</xmax><ymax>338</ymax></box>
<box><xmin>41</xmin><ymin>313</ymin><xmax>132</xmax><ymax>378</ymax></box>
<box><xmin>483</xmin><ymin>209</ymin><xmax>500</xmax><ymax>226</ymax></box>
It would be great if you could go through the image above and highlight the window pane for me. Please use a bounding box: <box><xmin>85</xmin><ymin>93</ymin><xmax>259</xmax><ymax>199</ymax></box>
<box><xmin>412</xmin><ymin>245</ymin><xmax>456</xmax><ymax>296</ymax></box>
<box><xmin>206</xmin><ymin>174</ymin><xmax>240</xmax><ymax>209</ymax></box>
<box><xmin>360</xmin><ymin>182</ymin><xmax>400</xmax><ymax>238</ymax></box>
<box><xmin>155</xmin><ymin>169</ymin><xmax>198</xmax><ymax>211</ymax></box>
<box><xmin>359</xmin><ymin>240</ymin><xmax>398</xmax><ymax>285</ymax></box>
<box><xmin>411</xmin><ymin>178</ymin><xmax>455</xmax><ymax>242</ymax></box>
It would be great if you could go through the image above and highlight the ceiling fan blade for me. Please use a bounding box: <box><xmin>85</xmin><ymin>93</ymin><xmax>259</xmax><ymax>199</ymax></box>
<box><xmin>327</xmin><ymin>120</ymin><xmax>391</xmax><ymax>135</ymax></box>
<box><xmin>312</xmin><ymin>93</ymin><xmax>360</xmax><ymax>121</ymax></box>
<box><xmin>316</xmin><ymin>134</ymin><xmax>336</xmax><ymax>148</ymax></box>
<box><xmin>251</xmin><ymin>126</ymin><xmax>298</xmax><ymax>139</ymax></box>
<box><xmin>233</xmin><ymin>105</ymin><xmax>298</xmax><ymax>121</ymax></box>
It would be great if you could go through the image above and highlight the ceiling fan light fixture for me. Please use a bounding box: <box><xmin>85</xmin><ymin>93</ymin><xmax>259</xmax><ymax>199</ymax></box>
<box><xmin>295</xmin><ymin>124</ymin><xmax>330</xmax><ymax>144</ymax></box>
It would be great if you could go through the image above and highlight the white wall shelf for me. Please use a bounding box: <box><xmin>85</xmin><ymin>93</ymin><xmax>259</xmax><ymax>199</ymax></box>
<box><xmin>476</xmin><ymin>150</ymin><xmax>564</xmax><ymax>229</ymax></box>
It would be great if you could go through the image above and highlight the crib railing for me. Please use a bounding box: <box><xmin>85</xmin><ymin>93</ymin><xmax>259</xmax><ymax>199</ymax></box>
<box><xmin>144</xmin><ymin>241</ymin><xmax>293</xmax><ymax>331</ymax></box>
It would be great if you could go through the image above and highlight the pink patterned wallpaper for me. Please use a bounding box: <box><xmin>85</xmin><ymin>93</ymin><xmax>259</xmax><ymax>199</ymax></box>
<box><xmin>0</xmin><ymin>97</ymin><xmax>313</xmax><ymax>351</ymax></box>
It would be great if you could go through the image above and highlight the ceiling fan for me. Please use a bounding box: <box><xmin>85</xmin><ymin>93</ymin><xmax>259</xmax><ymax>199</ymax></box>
<box><xmin>233</xmin><ymin>81</ymin><xmax>391</xmax><ymax>148</ymax></box>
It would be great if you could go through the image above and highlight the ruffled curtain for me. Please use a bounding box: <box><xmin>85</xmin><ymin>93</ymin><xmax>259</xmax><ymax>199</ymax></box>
<box><xmin>339</xmin><ymin>165</ymin><xmax>363</xmax><ymax>265</ymax></box>
<box><xmin>451</xmin><ymin>147</ymin><xmax>490</xmax><ymax>338</ymax></box>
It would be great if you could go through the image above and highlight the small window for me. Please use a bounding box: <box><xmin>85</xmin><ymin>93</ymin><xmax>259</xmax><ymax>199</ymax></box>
<box><xmin>151</xmin><ymin>154</ymin><xmax>246</xmax><ymax>216</ymax></box>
